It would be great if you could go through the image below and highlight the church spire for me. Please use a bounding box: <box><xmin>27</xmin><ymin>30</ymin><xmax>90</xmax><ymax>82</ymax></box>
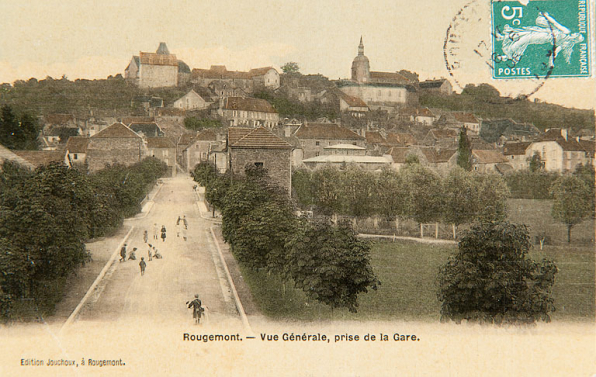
<box><xmin>358</xmin><ymin>36</ymin><xmax>364</xmax><ymax>56</ymax></box>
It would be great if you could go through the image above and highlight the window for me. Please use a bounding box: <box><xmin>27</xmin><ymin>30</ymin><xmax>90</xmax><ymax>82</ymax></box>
<box><xmin>254</xmin><ymin>162</ymin><xmax>264</xmax><ymax>168</ymax></box>
<box><xmin>73</xmin><ymin>154</ymin><xmax>78</xmax><ymax>160</ymax></box>
<box><xmin>316</xmin><ymin>141</ymin><xmax>320</xmax><ymax>146</ymax></box>
<box><xmin>353</xmin><ymin>142</ymin><xmax>357</xmax><ymax>145</ymax></box>
<box><xmin>315</xmin><ymin>152</ymin><xmax>320</xmax><ymax>157</ymax></box>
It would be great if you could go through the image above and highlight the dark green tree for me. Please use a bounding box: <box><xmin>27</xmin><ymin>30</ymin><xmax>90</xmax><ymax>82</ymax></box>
<box><xmin>438</xmin><ymin>221</ymin><xmax>558</xmax><ymax>324</ymax></box>
<box><xmin>528</xmin><ymin>153</ymin><xmax>544</xmax><ymax>172</ymax></box>
<box><xmin>456</xmin><ymin>127</ymin><xmax>472</xmax><ymax>171</ymax></box>
<box><xmin>281</xmin><ymin>62</ymin><xmax>300</xmax><ymax>74</ymax></box>
<box><xmin>0</xmin><ymin>106</ymin><xmax>22</xmax><ymax>149</ymax></box>
<box><xmin>402</xmin><ymin>164</ymin><xmax>444</xmax><ymax>236</ymax></box>
<box><xmin>286</xmin><ymin>220</ymin><xmax>379</xmax><ymax>313</ymax></box>
<box><xmin>442</xmin><ymin>167</ymin><xmax>479</xmax><ymax>238</ymax></box>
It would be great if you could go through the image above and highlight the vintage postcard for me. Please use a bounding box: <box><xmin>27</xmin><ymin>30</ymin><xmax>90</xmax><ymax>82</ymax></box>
<box><xmin>0</xmin><ymin>0</ymin><xmax>594</xmax><ymax>376</ymax></box>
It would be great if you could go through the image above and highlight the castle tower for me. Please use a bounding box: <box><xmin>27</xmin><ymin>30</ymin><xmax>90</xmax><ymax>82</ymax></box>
<box><xmin>351</xmin><ymin>36</ymin><xmax>370</xmax><ymax>83</ymax></box>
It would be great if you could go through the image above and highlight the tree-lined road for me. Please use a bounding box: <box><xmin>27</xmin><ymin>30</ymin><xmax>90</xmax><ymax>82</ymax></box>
<box><xmin>75</xmin><ymin>175</ymin><xmax>240</xmax><ymax>327</ymax></box>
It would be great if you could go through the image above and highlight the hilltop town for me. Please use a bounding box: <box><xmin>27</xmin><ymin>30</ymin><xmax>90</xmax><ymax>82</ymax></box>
<box><xmin>0</xmin><ymin>40</ymin><xmax>593</xmax><ymax>178</ymax></box>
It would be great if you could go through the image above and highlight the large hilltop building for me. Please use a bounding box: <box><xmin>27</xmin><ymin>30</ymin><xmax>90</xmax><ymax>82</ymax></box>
<box><xmin>191</xmin><ymin>65</ymin><xmax>280</xmax><ymax>93</ymax></box>
<box><xmin>125</xmin><ymin>42</ymin><xmax>189</xmax><ymax>88</ymax></box>
<box><xmin>338</xmin><ymin>37</ymin><xmax>419</xmax><ymax>113</ymax></box>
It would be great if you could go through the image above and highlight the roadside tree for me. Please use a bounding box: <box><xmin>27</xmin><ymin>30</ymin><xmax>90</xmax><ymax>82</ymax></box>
<box><xmin>549</xmin><ymin>175</ymin><xmax>593</xmax><ymax>243</ymax></box>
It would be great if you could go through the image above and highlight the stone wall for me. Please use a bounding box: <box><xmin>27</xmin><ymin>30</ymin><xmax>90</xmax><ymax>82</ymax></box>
<box><xmin>230</xmin><ymin>148</ymin><xmax>292</xmax><ymax>194</ymax></box>
<box><xmin>87</xmin><ymin>138</ymin><xmax>144</xmax><ymax>172</ymax></box>
<box><xmin>139</xmin><ymin>65</ymin><xmax>178</xmax><ymax>88</ymax></box>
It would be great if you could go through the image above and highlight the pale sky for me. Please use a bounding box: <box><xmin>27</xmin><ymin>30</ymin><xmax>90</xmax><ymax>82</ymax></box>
<box><xmin>0</xmin><ymin>0</ymin><xmax>594</xmax><ymax>110</ymax></box>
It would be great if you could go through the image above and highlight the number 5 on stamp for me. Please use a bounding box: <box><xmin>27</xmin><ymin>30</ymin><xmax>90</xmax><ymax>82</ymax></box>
<box><xmin>491</xmin><ymin>0</ymin><xmax>591</xmax><ymax>79</ymax></box>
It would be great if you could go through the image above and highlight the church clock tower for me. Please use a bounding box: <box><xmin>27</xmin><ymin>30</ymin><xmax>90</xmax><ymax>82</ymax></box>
<box><xmin>351</xmin><ymin>37</ymin><xmax>370</xmax><ymax>83</ymax></box>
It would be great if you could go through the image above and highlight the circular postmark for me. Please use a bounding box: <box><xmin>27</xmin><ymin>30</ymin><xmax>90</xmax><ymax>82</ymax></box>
<box><xmin>443</xmin><ymin>0</ymin><xmax>560</xmax><ymax>102</ymax></box>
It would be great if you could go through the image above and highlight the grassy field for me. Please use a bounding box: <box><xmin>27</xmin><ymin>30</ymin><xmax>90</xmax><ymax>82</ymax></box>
<box><xmin>241</xmin><ymin>239</ymin><xmax>594</xmax><ymax>323</ymax></box>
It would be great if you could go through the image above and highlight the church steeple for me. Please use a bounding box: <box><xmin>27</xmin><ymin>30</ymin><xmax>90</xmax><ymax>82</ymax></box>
<box><xmin>358</xmin><ymin>36</ymin><xmax>364</xmax><ymax>56</ymax></box>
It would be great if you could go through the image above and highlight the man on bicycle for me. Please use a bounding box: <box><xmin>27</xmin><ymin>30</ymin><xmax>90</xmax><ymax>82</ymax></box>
<box><xmin>187</xmin><ymin>294</ymin><xmax>204</xmax><ymax>324</ymax></box>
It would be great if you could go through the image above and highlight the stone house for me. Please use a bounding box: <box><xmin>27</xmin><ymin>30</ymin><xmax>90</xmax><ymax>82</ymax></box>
<box><xmin>208</xmin><ymin>80</ymin><xmax>248</xmax><ymax>99</ymax></box>
<box><xmin>503</xmin><ymin>142</ymin><xmax>531</xmax><ymax>170</ymax></box>
<box><xmin>470</xmin><ymin>150</ymin><xmax>510</xmax><ymax>173</ymax></box>
<box><xmin>294</xmin><ymin>122</ymin><xmax>365</xmax><ymax>159</ymax></box>
<box><xmin>146</xmin><ymin>137</ymin><xmax>177</xmax><ymax>176</ymax></box>
<box><xmin>421</xmin><ymin>129</ymin><xmax>459</xmax><ymax>148</ymax></box>
<box><xmin>86</xmin><ymin>122</ymin><xmax>146</xmax><ymax>172</ymax></box>
<box><xmin>180</xmin><ymin>129</ymin><xmax>221</xmax><ymax>172</ymax></box>
<box><xmin>217</xmin><ymin>97</ymin><xmax>279</xmax><ymax>128</ymax></box>
<box><xmin>228</xmin><ymin>127</ymin><xmax>293</xmax><ymax>194</ymax></box>
<box><xmin>125</xmin><ymin>42</ymin><xmax>180</xmax><ymax>88</ymax></box>
<box><xmin>398</xmin><ymin>107</ymin><xmax>436</xmax><ymax>126</ymax></box>
<box><xmin>173</xmin><ymin>89</ymin><xmax>212</xmax><ymax>111</ymax></box>
<box><xmin>191</xmin><ymin>65</ymin><xmax>280</xmax><ymax>93</ymax></box>
<box><xmin>436</xmin><ymin>112</ymin><xmax>481</xmax><ymax>134</ymax></box>
<box><xmin>337</xmin><ymin>91</ymin><xmax>369</xmax><ymax>117</ymax></box>
<box><xmin>65</xmin><ymin>136</ymin><xmax>90</xmax><ymax>169</ymax></box>
<box><xmin>419</xmin><ymin>79</ymin><xmax>453</xmax><ymax>95</ymax></box>
<box><xmin>526</xmin><ymin>137</ymin><xmax>589</xmax><ymax>172</ymax></box>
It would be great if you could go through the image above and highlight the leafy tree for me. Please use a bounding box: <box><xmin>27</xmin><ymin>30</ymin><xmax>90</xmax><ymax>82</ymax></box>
<box><xmin>291</xmin><ymin>168</ymin><xmax>315</xmax><ymax>207</ymax></box>
<box><xmin>528</xmin><ymin>152</ymin><xmax>544</xmax><ymax>172</ymax></box>
<box><xmin>438</xmin><ymin>221</ymin><xmax>558</xmax><ymax>324</ymax></box>
<box><xmin>286</xmin><ymin>220</ymin><xmax>379</xmax><ymax>313</ymax></box>
<box><xmin>191</xmin><ymin>161</ymin><xmax>217</xmax><ymax>187</ymax></box>
<box><xmin>504</xmin><ymin>169</ymin><xmax>559</xmax><ymax>199</ymax></box>
<box><xmin>549</xmin><ymin>175</ymin><xmax>593</xmax><ymax>243</ymax></box>
<box><xmin>442</xmin><ymin>167</ymin><xmax>479</xmax><ymax>238</ymax></box>
<box><xmin>475</xmin><ymin>174</ymin><xmax>510</xmax><ymax>222</ymax></box>
<box><xmin>405</xmin><ymin>154</ymin><xmax>420</xmax><ymax>165</ymax></box>
<box><xmin>281</xmin><ymin>62</ymin><xmax>300</xmax><ymax>74</ymax></box>
<box><xmin>184</xmin><ymin>117</ymin><xmax>222</xmax><ymax>131</ymax></box>
<box><xmin>0</xmin><ymin>106</ymin><xmax>22</xmax><ymax>149</ymax></box>
<box><xmin>311</xmin><ymin>166</ymin><xmax>343</xmax><ymax>216</ymax></box>
<box><xmin>456</xmin><ymin>127</ymin><xmax>472</xmax><ymax>171</ymax></box>
<box><xmin>0</xmin><ymin>238</ymin><xmax>30</xmax><ymax>319</ymax></box>
<box><xmin>461</xmin><ymin>83</ymin><xmax>500</xmax><ymax>100</ymax></box>
<box><xmin>573</xmin><ymin>164</ymin><xmax>595</xmax><ymax>214</ymax></box>
<box><xmin>375</xmin><ymin>168</ymin><xmax>408</xmax><ymax>230</ymax></box>
<box><xmin>338</xmin><ymin>166</ymin><xmax>376</xmax><ymax>221</ymax></box>
<box><xmin>402</xmin><ymin>164</ymin><xmax>443</xmax><ymax>235</ymax></box>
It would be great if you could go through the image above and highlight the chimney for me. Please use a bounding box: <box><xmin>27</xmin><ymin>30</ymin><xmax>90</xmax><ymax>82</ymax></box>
<box><xmin>561</xmin><ymin>128</ymin><xmax>568</xmax><ymax>141</ymax></box>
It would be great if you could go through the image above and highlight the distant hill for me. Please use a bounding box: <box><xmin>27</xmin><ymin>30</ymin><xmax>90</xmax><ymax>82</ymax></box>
<box><xmin>0</xmin><ymin>76</ymin><xmax>189</xmax><ymax>118</ymax></box>
<box><xmin>420</xmin><ymin>89</ymin><xmax>594</xmax><ymax>132</ymax></box>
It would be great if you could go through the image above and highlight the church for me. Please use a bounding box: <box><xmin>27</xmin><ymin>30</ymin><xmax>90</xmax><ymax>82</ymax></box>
<box><xmin>338</xmin><ymin>38</ymin><xmax>419</xmax><ymax>113</ymax></box>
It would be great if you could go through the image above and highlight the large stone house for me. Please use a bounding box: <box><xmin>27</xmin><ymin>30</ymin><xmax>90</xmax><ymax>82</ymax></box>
<box><xmin>146</xmin><ymin>137</ymin><xmax>177</xmax><ymax>176</ymax></box>
<box><xmin>503</xmin><ymin>142</ymin><xmax>532</xmax><ymax>170</ymax></box>
<box><xmin>227</xmin><ymin>127</ymin><xmax>293</xmax><ymax>193</ymax></box>
<box><xmin>180</xmin><ymin>129</ymin><xmax>221</xmax><ymax>172</ymax></box>
<box><xmin>173</xmin><ymin>89</ymin><xmax>212</xmax><ymax>111</ymax></box>
<box><xmin>191</xmin><ymin>65</ymin><xmax>280</xmax><ymax>93</ymax></box>
<box><xmin>86</xmin><ymin>123</ymin><xmax>146</xmax><ymax>172</ymax></box>
<box><xmin>293</xmin><ymin>122</ymin><xmax>365</xmax><ymax>159</ymax></box>
<box><xmin>337</xmin><ymin>38</ymin><xmax>418</xmax><ymax>112</ymax></box>
<box><xmin>125</xmin><ymin>43</ymin><xmax>187</xmax><ymax>88</ymax></box>
<box><xmin>419</xmin><ymin>79</ymin><xmax>453</xmax><ymax>95</ymax></box>
<box><xmin>525</xmin><ymin>129</ymin><xmax>590</xmax><ymax>172</ymax></box>
<box><xmin>217</xmin><ymin>97</ymin><xmax>279</xmax><ymax>128</ymax></box>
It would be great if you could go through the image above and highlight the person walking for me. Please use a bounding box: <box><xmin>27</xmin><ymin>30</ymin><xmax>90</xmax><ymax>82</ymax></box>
<box><xmin>161</xmin><ymin>225</ymin><xmax>167</xmax><ymax>242</ymax></box>
<box><xmin>148</xmin><ymin>246</ymin><xmax>153</xmax><ymax>261</ymax></box>
<box><xmin>120</xmin><ymin>244</ymin><xmax>127</xmax><ymax>262</ymax></box>
<box><xmin>143</xmin><ymin>230</ymin><xmax>148</xmax><ymax>244</ymax></box>
<box><xmin>139</xmin><ymin>257</ymin><xmax>146</xmax><ymax>276</ymax></box>
<box><xmin>182</xmin><ymin>215</ymin><xmax>188</xmax><ymax>230</ymax></box>
<box><xmin>187</xmin><ymin>294</ymin><xmax>204</xmax><ymax>324</ymax></box>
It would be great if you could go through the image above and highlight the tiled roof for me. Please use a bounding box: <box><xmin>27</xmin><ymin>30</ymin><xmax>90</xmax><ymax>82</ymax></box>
<box><xmin>337</xmin><ymin>91</ymin><xmax>368</xmax><ymax>108</ymax></box>
<box><xmin>428</xmin><ymin>129</ymin><xmax>458</xmax><ymax>139</ymax></box>
<box><xmin>369</xmin><ymin>71</ymin><xmax>410</xmax><ymax>84</ymax></box>
<box><xmin>129</xmin><ymin>123</ymin><xmax>163</xmax><ymax>137</ymax></box>
<box><xmin>65</xmin><ymin>136</ymin><xmax>90</xmax><ymax>153</ymax></box>
<box><xmin>147</xmin><ymin>137</ymin><xmax>176</xmax><ymax>149</ymax></box>
<box><xmin>556</xmin><ymin>139</ymin><xmax>586</xmax><ymax>152</ymax></box>
<box><xmin>228</xmin><ymin>127</ymin><xmax>255</xmax><ymax>147</ymax></box>
<box><xmin>385</xmin><ymin>133</ymin><xmax>417</xmax><ymax>146</ymax></box>
<box><xmin>419</xmin><ymin>79</ymin><xmax>448</xmax><ymax>89</ymax></box>
<box><xmin>295</xmin><ymin>123</ymin><xmax>364</xmax><ymax>140</ymax></box>
<box><xmin>579</xmin><ymin>140</ymin><xmax>595</xmax><ymax>155</ymax></box>
<box><xmin>122</xmin><ymin>116</ymin><xmax>155</xmax><ymax>125</ymax></box>
<box><xmin>503</xmin><ymin>142</ymin><xmax>531</xmax><ymax>156</ymax></box>
<box><xmin>45</xmin><ymin>113</ymin><xmax>74</xmax><ymax>125</ymax></box>
<box><xmin>0</xmin><ymin>144</ymin><xmax>35</xmax><ymax>169</ymax></box>
<box><xmin>13</xmin><ymin>150</ymin><xmax>65</xmax><ymax>167</ymax></box>
<box><xmin>248</xmin><ymin>67</ymin><xmax>276</xmax><ymax>77</ymax></box>
<box><xmin>472</xmin><ymin>149</ymin><xmax>508</xmax><ymax>164</ymax></box>
<box><xmin>196</xmin><ymin>129</ymin><xmax>217</xmax><ymax>141</ymax></box>
<box><xmin>230</xmin><ymin>127</ymin><xmax>292</xmax><ymax>149</ymax></box>
<box><xmin>453</xmin><ymin>113</ymin><xmax>479</xmax><ymax>123</ymax></box>
<box><xmin>365</xmin><ymin>131</ymin><xmax>386</xmax><ymax>145</ymax></box>
<box><xmin>223</xmin><ymin>97</ymin><xmax>277</xmax><ymax>113</ymax></box>
<box><xmin>192</xmin><ymin>66</ymin><xmax>250</xmax><ymax>80</ymax></box>
<box><xmin>139</xmin><ymin>52</ymin><xmax>178</xmax><ymax>66</ymax></box>
<box><xmin>417</xmin><ymin>148</ymin><xmax>456</xmax><ymax>163</ymax></box>
<box><xmin>417</xmin><ymin>108</ymin><xmax>435</xmax><ymax>117</ymax></box>
<box><xmin>178</xmin><ymin>133</ymin><xmax>199</xmax><ymax>146</ymax></box>
<box><xmin>178</xmin><ymin>60</ymin><xmax>191</xmax><ymax>73</ymax></box>
<box><xmin>92</xmin><ymin>123</ymin><xmax>141</xmax><ymax>138</ymax></box>
<box><xmin>541</xmin><ymin>128</ymin><xmax>566</xmax><ymax>141</ymax></box>
<box><xmin>387</xmin><ymin>147</ymin><xmax>411</xmax><ymax>163</ymax></box>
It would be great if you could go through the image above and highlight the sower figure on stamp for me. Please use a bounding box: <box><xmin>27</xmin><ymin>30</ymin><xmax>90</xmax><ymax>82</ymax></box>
<box><xmin>139</xmin><ymin>257</ymin><xmax>146</xmax><ymax>276</ymax></box>
<box><xmin>187</xmin><ymin>294</ymin><xmax>204</xmax><ymax>324</ymax></box>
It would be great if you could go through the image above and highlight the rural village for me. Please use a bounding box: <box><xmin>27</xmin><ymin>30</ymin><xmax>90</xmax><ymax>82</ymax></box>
<box><xmin>0</xmin><ymin>39</ymin><xmax>593</xmax><ymax>335</ymax></box>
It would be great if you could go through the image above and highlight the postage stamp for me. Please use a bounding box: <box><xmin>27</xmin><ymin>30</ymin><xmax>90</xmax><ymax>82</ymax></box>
<box><xmin>491</xmin><ymin>0</ymin><xmax>591</xmax><ymax>79</ymax></box>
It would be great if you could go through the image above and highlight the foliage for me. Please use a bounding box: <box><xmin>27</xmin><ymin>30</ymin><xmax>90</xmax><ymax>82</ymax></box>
<box><xmin>184</xmin><ymin>116</ymin><xmax>222</xmax><ymax>131</ymax></box>
<box><xmin>191</xmin><ymin>161</ymin><xmax>217</xmax><ymax>186</ymax></box>
<box><xmin>281</xmin><ymin>62</ymin><xmax>300</xmax><ymax>74</ymax></box>
<box><xmin>528</xmin><ymin>153</ymin><xmax>544</xmax><ymax>172</ymax></box>
<box><xmin>0</xmin><ymin>105</ymin><xmax>40</xmax><ymax>150</ymax></box>
<box><xmin>338</xmin><ymin>166</ymin><xmax>376</xmax><ymax>218</ymax></box>
<box><xmin>442</xmin><ymin>167</ymin><xmax>478</xmax><ymax>228</ymax></box>
<box><xmin>286</xmin><ymin>220</ymin><xmax>379</xmax><ymax>313</ymax></box>
<box><xmin>374</xmin><ymin>168</ymin><xmax>408</xmax><ymax>221</ymax></box>
<box><xmin>573</xmin><ymin>164</ymin><xmax>595</xmax><ymax>214</ymax></box>
<box><xmin>402</xmin><ymin>164</ymin><xmax>443</xmax><ymax>224</ymax></box>
<box><xmin>549</xmin><ymin>175</ymin><xmax>593</xmax><ymax>243</ymax></box>
<box><xmin>405</xmin><ymin>154</ymin><xmax>420</xmax><ymax>165</ymax></box>
<box><xmin>254</xmin><ymin>91</ymin><xmax>338</xmax><ymax>121</ymax></box>
<box><xmin>310</xmin><ymin>166</ymin><xmax>343</xmax><ymax>216</ymax></box>
<box><xmin>456</xmin><ymin>127</ymin><xmax>472</xmax><ymax>171</ymax></box>
<box><xmin>291</xmin><ymin>168</ymin><xmax>315</xmax><ymax>208</ymax></box>
<box><xmin>437</xmin><ymin>221</ymin><xmax>558</xmax><ymax>324</ymax></box>
<box><xmin>474</xmin><ymin>174</ymin><xmax>510</xmax><ymax>222</ymax></box>
<box><xmin>504</xmin><ymin>169</ymin><xmax>559</xmax><ymax>199</ymax></box>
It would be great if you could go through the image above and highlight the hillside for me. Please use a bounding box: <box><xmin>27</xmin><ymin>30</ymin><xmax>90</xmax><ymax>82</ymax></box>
<box><xmin>420</xmin><ymin>90</ymin><xmax>594</xmax><ymax>132</ymax></box>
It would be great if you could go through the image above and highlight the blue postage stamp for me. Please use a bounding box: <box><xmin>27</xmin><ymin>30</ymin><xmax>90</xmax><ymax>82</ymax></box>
<box><xmin>491</xmin><ymin>0</ymin><xmax>591</xmax><ymax>79</ymax></box>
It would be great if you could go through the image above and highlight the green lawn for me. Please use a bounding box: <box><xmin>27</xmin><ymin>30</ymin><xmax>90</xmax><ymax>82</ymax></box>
<box><xmin>242</xmin><ymin>240</ymin><xmax>594</xmax><ymax>322</ymax></box>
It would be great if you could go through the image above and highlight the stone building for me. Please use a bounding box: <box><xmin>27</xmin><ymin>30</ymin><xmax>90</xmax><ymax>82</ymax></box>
<box><xmin>65</xmin><ymin>136</ymin><xmax>90</xmax><ymax>169</ymax></box>
<box><xmin>173</xmin><ymin>89</ymin><xmax>212</xmax><ymax>111</ymax></box>
<box><xmin>228</xmin><ymin>127</ymin><xmax>293</xmax><ymax>194</ymax></box>
<box><xmin>337</xmin><ymin>37</ymin><xmax>419</xmax><ymax>112</ymax></box>
<box><xmin>146</xmin><ymin>137</ymin><xmax>177</xmax><ymax>176</ymax></box>
<box><xmin>191</xmin><ymin>65</ymin><xmax>280</xmax><ymax>93</ymax></box>
<box><xmin>125</xmin><ymin>42</ymin><xmax>187</xmax><ymax>88</ymax></box>
<box><xmin>419</xmin><ymin>79</ymin><xmax>453</xmax><ymax>95</ymax></box>
<box><xmin>217</xmin><ymin>97</ymin><xmax>279</xmax><ymax>128</ymax></box>
<box><xmin>180</xmin><ymin>129</ymin><xmax>221</xmax><ymax>172</ymax></box>
<box><xmin>293</xmin><ymin>122</ymin><xmax>365</xmax><ymax>159</ymax></box>
<box><xmin>86</xmin><ymin>123</ymin><xmax>146</xmax><ymax>172</ymax></box>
